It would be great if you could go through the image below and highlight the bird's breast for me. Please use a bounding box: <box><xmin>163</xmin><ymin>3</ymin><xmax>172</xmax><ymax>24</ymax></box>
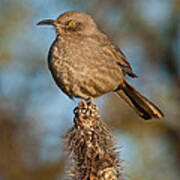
<box><xmin>48</xmin><ymin>35</ymin><xmax>124</xmax><ymax>99</ymax></box>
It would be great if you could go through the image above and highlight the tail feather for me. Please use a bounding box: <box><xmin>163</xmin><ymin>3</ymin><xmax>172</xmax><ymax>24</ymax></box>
<box><xmin>116</xmin><ymin>81</ymin><xmax>164</xmax><ymax>120</ymax></box>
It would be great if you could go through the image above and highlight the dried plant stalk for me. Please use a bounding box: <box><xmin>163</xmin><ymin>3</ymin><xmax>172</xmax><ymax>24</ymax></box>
<box><xmin>65</xmin><ymin>100</ymin><xmax>123</xmax><ymax>180</ymax></box>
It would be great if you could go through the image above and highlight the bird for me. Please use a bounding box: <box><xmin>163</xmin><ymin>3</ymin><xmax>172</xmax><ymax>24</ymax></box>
<box><xmin>37</xmin><ymin>11</ymin><xmax>164</xmax><ymax>120</ymax></box>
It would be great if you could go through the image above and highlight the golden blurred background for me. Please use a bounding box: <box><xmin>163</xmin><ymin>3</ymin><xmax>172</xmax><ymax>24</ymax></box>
<box><xmin>0</xmin><ymin>0</ymin><xmax>179</xmax><ymax>179</ymax></box>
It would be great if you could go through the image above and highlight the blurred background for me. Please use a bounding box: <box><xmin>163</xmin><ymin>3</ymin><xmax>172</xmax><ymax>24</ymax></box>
<box><xmin>0</xmin><ymin>0</ymin><xmax>179</xmax><ymax>179</ymax></box>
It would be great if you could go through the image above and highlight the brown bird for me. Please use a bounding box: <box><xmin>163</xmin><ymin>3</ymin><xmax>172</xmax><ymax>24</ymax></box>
<box><xmin>37</xmin><ymin>11</ymin><xmax>164</xmax><ymax>120</ymax></box>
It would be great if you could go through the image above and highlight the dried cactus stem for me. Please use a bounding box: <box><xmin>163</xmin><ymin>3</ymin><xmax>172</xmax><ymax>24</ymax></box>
<box><xmin>65</xmin><ymin>100</ymin><xmax>122</xmax><ymax>180</ymax></box>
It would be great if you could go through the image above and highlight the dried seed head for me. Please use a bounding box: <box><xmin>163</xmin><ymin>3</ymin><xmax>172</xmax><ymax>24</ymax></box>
<box><xmin>65</xmin><ymin>100</ymin><xmax>123</xmax><ymax>180</ymax></box>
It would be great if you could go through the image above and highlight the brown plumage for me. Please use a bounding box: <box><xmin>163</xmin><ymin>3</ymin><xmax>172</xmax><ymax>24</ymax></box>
<box><xmin>37</xmin><ymin>11</ymin><xmax>164</xmax><ymax>120</ymax></box>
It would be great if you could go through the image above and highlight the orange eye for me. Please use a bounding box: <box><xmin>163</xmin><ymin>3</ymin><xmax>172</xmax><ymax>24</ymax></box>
<box><xmin>68</xmin><ymin>20</ymin><xmax>76</xmax><ymax>27</ymax></box>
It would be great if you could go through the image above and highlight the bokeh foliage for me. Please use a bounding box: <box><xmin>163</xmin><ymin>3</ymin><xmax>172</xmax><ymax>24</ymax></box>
<box><xmin>0</xmin><ymin>0</ymin><xmax>179</xmax><ymax>179</ymax></box>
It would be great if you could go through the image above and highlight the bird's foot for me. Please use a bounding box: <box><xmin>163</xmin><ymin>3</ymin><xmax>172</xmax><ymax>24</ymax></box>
<box><xmin>86</xmin><ymin>97</ymin><xmax>94</xmax><ymax>104</ymax></box>
<box><xmin>73</xmin><ymin>99</ymin><xmax>99</xmax><ymax>125</ymax></box>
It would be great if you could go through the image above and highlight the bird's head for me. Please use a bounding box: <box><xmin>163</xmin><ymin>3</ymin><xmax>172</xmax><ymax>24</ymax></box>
<box><xmin>37</xmin><ymin>11</ymin><xmax>98</xmax><ymax>36</ymax></box>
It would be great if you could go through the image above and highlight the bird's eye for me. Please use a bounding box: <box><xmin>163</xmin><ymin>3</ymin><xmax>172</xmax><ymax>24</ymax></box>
<box><xmin>68</xmin><ymin>20</ymin><xmax>76</xmax><ymax>27</ymax></box>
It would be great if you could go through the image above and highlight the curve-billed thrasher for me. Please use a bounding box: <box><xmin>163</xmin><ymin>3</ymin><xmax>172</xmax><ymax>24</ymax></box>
<box><xmin>37</xmin><ymin>11</ymin><xmax>164</xmax><ymax>120</ymax></box>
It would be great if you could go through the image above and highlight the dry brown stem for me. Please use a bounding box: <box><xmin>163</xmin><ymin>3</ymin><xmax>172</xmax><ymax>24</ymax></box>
<box><xmin>65</xmin><ymin>100</ymin><xmax>123</xmax><ymax>180</ymax></box>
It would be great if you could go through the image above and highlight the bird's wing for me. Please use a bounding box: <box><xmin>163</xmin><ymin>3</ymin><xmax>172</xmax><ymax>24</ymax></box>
<box><xmin>103</xmin><ymin>46</ymin><xmax>137</xmax><ymax>78</ymax></box>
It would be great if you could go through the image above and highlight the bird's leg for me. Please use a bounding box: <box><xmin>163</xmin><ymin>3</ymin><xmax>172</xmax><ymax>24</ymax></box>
<box><xmin>73</xmin><ymin>98</ymin><xmax>98</xmax><ymax>121</ymax></box>
<box><xmin>86</xmin><ymin>97</ymin><xmax>94</xmax><ymax>104</ymax></box>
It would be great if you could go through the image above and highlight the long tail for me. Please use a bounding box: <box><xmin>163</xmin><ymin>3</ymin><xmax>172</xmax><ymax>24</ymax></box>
<box><xmin>115</xmin><ymin>81</ymin><xmax>164</xmax><ymax>120</ymax></box>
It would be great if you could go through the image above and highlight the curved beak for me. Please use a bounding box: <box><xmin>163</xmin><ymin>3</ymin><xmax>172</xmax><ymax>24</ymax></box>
<box><xmin>37</xmin><ymin>19</ymin><xmax>55</xmax><ymax>26</ymax></box>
